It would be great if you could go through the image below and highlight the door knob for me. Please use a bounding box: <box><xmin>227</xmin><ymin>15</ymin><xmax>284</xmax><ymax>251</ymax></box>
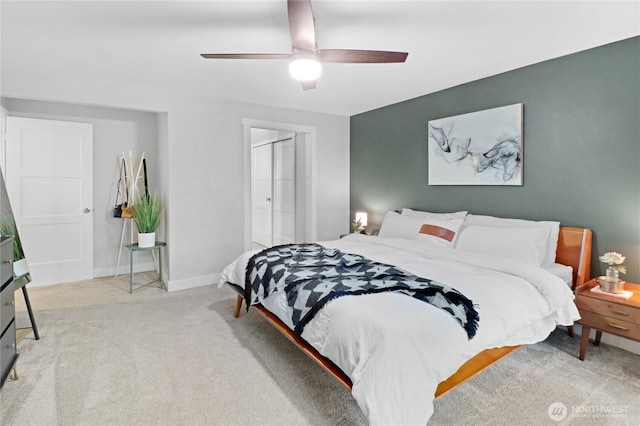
<box><xmin>266</xmin><ymin>197</ymin><xmax>271</xmax><ymax>202</ymax></box>
<box><xmin>83</xmin><ymin>208</ymin><xmax>91</xmax><ymax>213</ymax></box>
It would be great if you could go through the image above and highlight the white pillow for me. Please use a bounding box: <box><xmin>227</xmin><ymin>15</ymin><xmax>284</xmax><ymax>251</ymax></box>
<box><xmin>379</xmin><ymin>211</ymin><xmax>464</xmax><ymax>247</ymax></box>
<box><xmin>463</xmin><ymin>214</ymin><xmax>560</xmax><ymax>265</ymax></box>
<box><xmin>379</xmin><ymin>211</ymin><xmax>425</xmax><ymax>239</ymax></box>
<box><xmin>543</xmin><ymin>263</ymin><xmax>574</xmax><ymax>287</ymax></box>
<box><xmin>455</xmin><ymin>225</ymin><xmax>550</xmax><ymax>266</ymax></box>
<box><xmin>402</xmin><ymin>208</ymin><xmax>468</xmax><ymax>220</ymax></box>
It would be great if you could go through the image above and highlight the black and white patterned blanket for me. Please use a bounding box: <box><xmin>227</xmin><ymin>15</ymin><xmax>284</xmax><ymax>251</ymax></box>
<box><xmin>245</xmin><ymin>243</ymin><xmax>479</xmax><ymax>339</ymax></box>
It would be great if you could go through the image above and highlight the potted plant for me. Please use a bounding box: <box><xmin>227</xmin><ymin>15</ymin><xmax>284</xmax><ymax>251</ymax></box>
<box><xmin>598</xmin><ymin>251</ymin><xmax>626</xmax><ymax>293</ymax></box>
<box><xmin>129</xmin><ymin>192</ymin><xmax>164</xmax><ymax>248</ymax></box>
<box><xmin>351</xmin><ymin>218</ymin><xmax>363</xmax><ymax>233</ymax></box>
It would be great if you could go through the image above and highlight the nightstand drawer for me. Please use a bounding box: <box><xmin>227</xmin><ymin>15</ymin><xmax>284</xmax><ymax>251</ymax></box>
<box><xmin>579</xmin><ymin>311</ymin><xmax>640</xmax><ymax>341</ymax></box>
<box><xmin>577</xmin><ymin>296</ymin><xmax>640</xmax><ymax>324</ymax></box>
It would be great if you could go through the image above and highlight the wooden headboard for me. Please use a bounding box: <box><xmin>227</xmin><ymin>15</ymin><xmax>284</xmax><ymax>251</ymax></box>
<box><xmin>556</xmin><ymin>226</ymin><xmax>592</xmax><ymax>288</ymax></box>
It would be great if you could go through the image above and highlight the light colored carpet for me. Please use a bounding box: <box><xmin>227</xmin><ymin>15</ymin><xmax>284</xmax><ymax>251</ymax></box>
<box><xmin>1</xmin><ymin>276</ymin><xmax>639</xmax><ymax>425</ymax></box>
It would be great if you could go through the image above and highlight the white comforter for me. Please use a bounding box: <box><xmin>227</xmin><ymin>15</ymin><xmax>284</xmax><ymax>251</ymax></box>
<box><xmin>220</xmin><ymin>234</ymin><xmax>580</xmax><ymax>425</ymax></box>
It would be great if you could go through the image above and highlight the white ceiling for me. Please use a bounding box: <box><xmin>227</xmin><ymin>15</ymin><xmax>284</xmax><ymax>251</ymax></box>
<box><xmin>2</xmin><ymin>1</ymin><xmax>638</xmax><ymax>116</ymax></box>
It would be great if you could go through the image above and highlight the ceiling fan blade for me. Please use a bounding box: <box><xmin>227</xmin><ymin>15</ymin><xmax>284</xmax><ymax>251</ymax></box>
<box><xmin>318</xmin><ymin>49</ymin><xmax>408</xmax><ymax>64</ymax></box>
<box><xmin>200</xmin><ymin>53</ymin><xmax>292</xmax><ymax>60</ymax></box>
<box><xmin>287</xmin><ymin>0</ymin><xmax>316</xmax><ymax>53</ymax></box>
<box><xmin>301</xmin><ymin>80</ymin><xmax>316</xmax><ymax>90</ymax></box>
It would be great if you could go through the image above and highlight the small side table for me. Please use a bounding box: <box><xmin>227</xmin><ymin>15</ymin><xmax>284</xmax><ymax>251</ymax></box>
<box><xmin>126</xmin><ymin>242</ymin><xmax>166</xmax><ymax>294</ymax></box>
<box><xmin>575</xmin><ymin>278</ymin><xmax>640</xmax><ymax>360</ymax></box>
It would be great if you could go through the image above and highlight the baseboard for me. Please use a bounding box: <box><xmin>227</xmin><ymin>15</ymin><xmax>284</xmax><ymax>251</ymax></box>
<box><xmin>94</xmin><ymin>261</ymin><xmax>157</xmax><ymax>279</ymax></box>
<box><xmin>93</xmin><ymin>267</ymin><xmax>218</xmax><ymax>292</ymax></box>
<box><xmin>571</xmin><ymin>324</ymin><xmax>640</xmax><ymax>355</ymax></box>
<box><xmin>166</xmin><ymin>273</ymin><xmax>220</xmax><ymax>292</ymax></box>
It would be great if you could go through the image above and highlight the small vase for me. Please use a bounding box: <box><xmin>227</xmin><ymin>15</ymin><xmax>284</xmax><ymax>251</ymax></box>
<box><xmin>138</xmin><ymin>232</ymin><xmax>156</xmax><ymax>248</ymax></box>
<box><xmin>605</xmin><ymin>267</ymin><xmax>619</xmax><ymax>283</ymax></box>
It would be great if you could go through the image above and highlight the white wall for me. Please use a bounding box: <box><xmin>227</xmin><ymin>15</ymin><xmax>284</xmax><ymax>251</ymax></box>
<box><xmin>0</xmin><ymin>98</ymin><xmax>160</xmax><ymax>277</ymax></box>
<box><xmin>250</xmin><ymin>128</ymin><xmax>280</xmax><ymax>144</ymax></box>
<box><xmin>156</xmin><ymin>112</ymin><xmax>170</xmax><ymax>280</ymax></box>
<box><xmin>1</xmin><ymin>69</ymin><xmax>350</xmax><ymax>290</ymax></box>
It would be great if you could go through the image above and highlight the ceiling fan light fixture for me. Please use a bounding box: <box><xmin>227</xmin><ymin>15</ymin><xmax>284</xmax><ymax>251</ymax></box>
<box><xmin>201</xmin><ymin>0</ymin><xmax>408</xmax><ymax>90</ymax></box>
<box><xmin>289</xmin><ymin>57</ymin><xmax>321</xmax><ymax>81</ymax></box>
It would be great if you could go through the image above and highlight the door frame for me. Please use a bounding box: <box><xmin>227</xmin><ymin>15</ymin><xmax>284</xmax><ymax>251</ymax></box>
<box><xmin>242</xmin><ymin>118</ymin><xmax>317</xmax><ymax>252</ymax></box>
<box><xmin>1</xmin><ymin>107</ymin><xmax>8</xmax><ymax>172</ymax></box>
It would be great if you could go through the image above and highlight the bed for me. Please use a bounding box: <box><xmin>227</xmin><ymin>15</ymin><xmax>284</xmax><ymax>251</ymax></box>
<box><xmin>220</xmin><ymin>211</ymin><xmax>592</xmax><ymax>425</ymax></box>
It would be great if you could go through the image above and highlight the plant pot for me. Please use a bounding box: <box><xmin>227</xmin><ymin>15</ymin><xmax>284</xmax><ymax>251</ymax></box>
<box><xmin>138</xmin><ymin>232</ymin><xmax>156</xmax><ymax>248</ymax></box>
<box><xmin>13</xmin><ymin>258</ymin><xmax>29</xmax><ymax>278</ymax></box>
<box><xmin>599</xmin><ymin>278</ymin><xmax>625</xmax><ymax>294</ymax></box>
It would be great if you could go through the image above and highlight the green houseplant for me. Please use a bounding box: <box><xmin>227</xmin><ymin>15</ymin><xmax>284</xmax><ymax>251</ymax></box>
<box><xmin>0</xmin><ymin>216</ymin><xmax>24</xmax><ymax>260</ymax></box>
<box><xmin>129</xmin><ymin>192</ymin><xmax>164</xmax><ymax>247</ymax></box>
<box><xmin>0</xmin><ymin>216</ymin><xmax>29</xmax><ymax>278</ymax></box>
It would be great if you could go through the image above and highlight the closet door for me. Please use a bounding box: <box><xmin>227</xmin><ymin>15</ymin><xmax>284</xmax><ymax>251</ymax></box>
<box><xmin>251</xmin><ymin>143</ymin><xmax>273</xmax><ymax>247</ymax></box>
<box><xmin>272</xmin><ymin>137</ymin><xmax>295</xmax><ymax>245</ymax></box>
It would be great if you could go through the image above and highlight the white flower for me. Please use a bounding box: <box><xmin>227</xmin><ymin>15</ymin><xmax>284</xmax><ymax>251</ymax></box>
<box><xmin>599</xmin><ymin>252</ymin><xmax>627</xmax><ymax>274</ymax></box>
<box><xmin>599</xmin><ymin>252</ymin><xmax>625</xmax><ymax>265</ymax></box>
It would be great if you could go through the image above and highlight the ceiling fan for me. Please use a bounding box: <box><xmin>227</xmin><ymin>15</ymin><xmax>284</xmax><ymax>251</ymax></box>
<box><xmin>200</xmin><ymin>0</ymin><xmax>408</xmax><ymax>90</ymax></box>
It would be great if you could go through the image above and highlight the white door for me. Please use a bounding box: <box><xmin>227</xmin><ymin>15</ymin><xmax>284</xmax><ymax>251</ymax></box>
<box><xmin>251</xmin><ymin>143</ymin><xmax>273</xmax><ymax>247</ymax></box>
<box><xmin>6</xmin><ymin>117</ymin><xmax>93</xmax><ymax>286</ymax></box>
<box><xmin>273</xmin><ymin>137</ymin><xmax>295</xmax><ymax>245</ymax></box>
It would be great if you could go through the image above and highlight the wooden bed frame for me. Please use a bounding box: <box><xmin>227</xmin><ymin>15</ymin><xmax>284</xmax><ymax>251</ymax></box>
<box><xmin>231</xmin><ymin>226</ymin><xmax>592</xmax><ymax>398</ymax></box>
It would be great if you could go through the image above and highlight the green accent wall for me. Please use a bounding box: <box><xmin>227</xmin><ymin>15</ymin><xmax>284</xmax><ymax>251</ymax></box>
<box><xmin>351</xmin><ymin>37</ymin><xmax>640</xmax><ymax>282</ymax></box>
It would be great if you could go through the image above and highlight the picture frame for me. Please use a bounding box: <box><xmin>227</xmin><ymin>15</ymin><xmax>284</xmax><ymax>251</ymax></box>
<box><xmin>427</xmin><ymin>103</ymin><xmax>523</xmax><ymax>186</ymax></box>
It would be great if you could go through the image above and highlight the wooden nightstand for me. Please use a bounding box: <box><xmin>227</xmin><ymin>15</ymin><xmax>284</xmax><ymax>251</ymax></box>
<box><xmin>575</xmin><ymin>278</ymin><xmax>640</xmax><ymax>360</ymax></box>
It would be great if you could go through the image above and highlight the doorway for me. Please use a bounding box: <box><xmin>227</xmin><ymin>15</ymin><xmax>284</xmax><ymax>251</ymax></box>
<box><xmin>251</xmin><ymin>133</ymin><xmax>296</xmax><ymax>248</ymax></box>
<box><xmin>243</xmin><ymin>119</ymin><xmax>317</xmax><ymax>252</ymax></box>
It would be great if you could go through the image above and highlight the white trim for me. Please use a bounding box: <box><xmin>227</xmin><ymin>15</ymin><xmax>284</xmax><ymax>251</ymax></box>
<box><xmin>166</xmin><ymin>273</ymin><xmax>220</xmax><ymax>292</ymax></box>
<box><xmin>0</xmin><ymin>107</ymin><xmax>7</xmax><ymax>176</ymax></box>
<box><xmin>242</xmin><ymin>118</ymin><xmax>317</xmax><ymax>252</ymax></box>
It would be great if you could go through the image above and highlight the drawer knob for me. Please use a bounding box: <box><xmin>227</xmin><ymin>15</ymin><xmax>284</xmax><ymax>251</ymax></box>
<box><xmin>3</xmin><ymin>259</ymin><xmax>12</xmax><ymax>265</ymax></box>
<box><xmin>8</xmin><ymin>300</ymin><xmax>14</xmax><ymax>306</ymax></box>
<box><xmin>608</xmin><ymin>322</ymin><xmax>630</xmax><ymax>332</ymax></box>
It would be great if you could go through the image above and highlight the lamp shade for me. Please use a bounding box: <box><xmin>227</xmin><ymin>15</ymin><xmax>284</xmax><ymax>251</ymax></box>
<box><xmin>355</xmin><ymin>212</ymin><xmax>368</xmax><ymax>228</ymax></box>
